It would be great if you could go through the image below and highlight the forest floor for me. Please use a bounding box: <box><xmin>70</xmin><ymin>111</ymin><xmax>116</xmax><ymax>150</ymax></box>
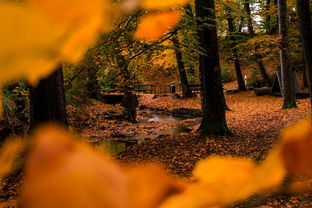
<box><xmin>1</xmin><ymin>82</ymin><xmax>312</xmax><ymax>207</ymax></box>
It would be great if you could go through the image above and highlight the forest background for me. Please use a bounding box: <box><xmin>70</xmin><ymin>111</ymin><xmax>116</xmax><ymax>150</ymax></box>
<box><xmin>1</xmin><ymin>0</ymin><xmax>312</xmax><ymax>207</ymax></box>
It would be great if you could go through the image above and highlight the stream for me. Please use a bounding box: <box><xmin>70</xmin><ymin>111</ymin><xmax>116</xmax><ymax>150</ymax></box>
<box><xmin>146</xmin><ymin>113</ymin><xmax>183</xmax><ymax>123</ymax></box>
<box><xmin>92</xmin><ymin>111</ymin><xmax>198</xmax><ymax>155</ymax></box>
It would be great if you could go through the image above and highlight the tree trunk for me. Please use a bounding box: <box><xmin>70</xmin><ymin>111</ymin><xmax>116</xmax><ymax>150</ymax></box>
<box><xmin>195</xmin><ymin>0</ymin><xmax>231</xmax><ymax>136</ymax></box>
<box><xmin>116</xmin><ymin>54</ymin><xmax>138</xmax><ymax>123</ymax></box>
<box><xmin>226</xmin><ymin>7</ymin><xmax>246</xmax><ymax>91</ymax></box>
<box><xmin>296</xmin><ymin>0</ymin><xmax>312</xmax><ymax>113</ymax></box>
<box><xmin>183</xmin><ymin>4</ymin><xmax>196</xmax><ymax>77</ymax></box>
<box><xmin>256</xmin><ymin>60</ymin><xmax>271</xmax><ymax>86</ymax></box>
<box><xmin>270</xmin><ymin>0</ymin><xmax>279</xmax><ymax>34</ymax></box>
<box><xmin>266</xmin><ymin>0</ymin><xmax>271</xmax><ymax>34</ymax></box>
<box><xmin>266</xmin><ymin>0</ymin><xmax>278</xmax><ymax>34</ymax></box>
<box><xmin>278</xmin><ymin>0</ymin><xmax>297</xmax><ymax>109</ymax></box>
<box><xmin>244</xmin><ymin>0</ymin><xmax>271</xmax><ymax>86</ymax></box>
<box><xmin>244</xmin><ymin>1</ymin><xmax>254</xmax><ymax>36</ymax></box>
<box><xmin>86</xmin><ymin>66</ymin><xmax>102</xmax><ymax>100</ymax></box>
<box><xmin>172</xmin><ymin>34</ymin><xmax>194</xmax><ymax>98</ymax></box>
<box><xmin>29</xmin><ymin>65</ymin><xmax>68</xmax><ymax>130</ymax></box>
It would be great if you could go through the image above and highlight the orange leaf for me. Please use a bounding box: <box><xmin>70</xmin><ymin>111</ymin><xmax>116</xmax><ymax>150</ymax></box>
<box><xmin>279</xmin><ymin>119</ymin><xmax>312</xmax><ymax>176</ymax></box>
<box><xmin>134</xmin><ymin>11</ymin><xmax>180</xmax><ymax>41</ymax></box>
<box><xmin>21</xmin><ymin>125</ymin><xmax>127</xmax><ymax>208</ymax></box>
<box><xmin>21</xmin><ymin>125</ymin><xmax>185</xmax><ymax>208</ymax></box>
<box><xmin>127</xmin><ymin>164</ymin><xmax>185</xmax><ymax>208</ymax></box>
<box><xmin>141</xmin><ymin>0</ymin><xmax>190</xmax><ymax>10</ymax></box>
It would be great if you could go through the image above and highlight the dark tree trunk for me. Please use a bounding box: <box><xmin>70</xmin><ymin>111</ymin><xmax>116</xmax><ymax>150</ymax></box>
<box><xmin>195</xmin><ymin>0</ymin><xmax>231</xmax><ymax>136</ymax></box>
<box><xmin>234</xmin><ymin>57</ymin><xmax>246</xmax><ymax>90</ymax></box>
<box><xmin>256</xmin><ymin>60</ymin><xmax>271</xmax><ymax>86</ymax></box>
<box><xmin>270</xmin><ymin>0</ymin><xmax>279</xmax><ymax>34</ymax></box>
<box><xmin>303</xmin><ymin>67</ymin><xmax>309</xmax><ymax>88</ymax></box>
<box><xmin>266</xmin><ymin>0</ymin><xmax>271</xmax><ymax>34</ymax></box>
<box><xmin>266</xmin><ymin>0</ymin><xmax>278</xmax><ymax>34</ymax></box>
<box><xmin>29</xmin><ymin>65</ymin><xmax>68</xmax><ymax>130</ymax></box>
<box><xmin>244</xmin><ymin>1</ymin><xmax>254</xmax><ymax>36</ymax></box>
<box><xmin>183</xmin><ymin>4</ymin><xmax>196</xmax><ymax>77</ymax></box>
<box><xmin>116</xmin><ymin>54</ymin><xmax>138</xmax><ymax>123</ymax></box>
<box><xmin>297</xmin><ymin>0</ymin><xmax>312</xmax><ymax>112</ymax></box>
<box><xmin>278</xmin><ymin>0</ymin><xmax>297</xmax><ymax>108</ymax></box>
<box><xmin>244</xmin><ymin>0</ymin><xmax>271</xmax><ymax>86</ymax></box>
<box><xmin>86</xmin><ymin>66</ymin><xmax>102</xmax><ymax>100</ymax></box>
<box><xmin>226</xmin><ymin>7</ymin><xmax>246</xmax><ymax>91</ymax></box>
<box><xmin>117</xmin><ymin>55</ymin><xmax>132</xmax><ymax>91</ymax></box>
<box><xmin>172</xmin><ymin>35</ymin><xmax>194</xmax><ymax>98</ymax></box>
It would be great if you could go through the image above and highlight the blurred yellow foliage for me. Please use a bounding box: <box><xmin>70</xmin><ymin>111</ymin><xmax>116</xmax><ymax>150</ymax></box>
<box><xmin>1</xmin><ymin>0</ymin><xmax>312</xmax><ymax>207</ymax></box>
<box><xmin>279</xmin><ymin>119</ymin><xmax>312</xmax><ymax>176</ymax></box>
<box><xmin>0</xmin><ymin>139</ymin><xmax>23</xmax><ymax>188</ymax></box>
<box><xmin>0</xmin><ymin>0</ymin><xmax>116</xmax><ymax>115</ymax></box>
<box><xmin>0</xmin><ymin>0</ymin><xmax>184</xmax><ymax>115</ymax></box>
<box><xmin>1</xmin><ymin>120</ymin><xmax>312</xmax><ymax>208</ymax></box>
<box><xmin>160</xmin><ymin>154</ymin><xmax>285</xmax><ymax>208</ymax></box>
<box><xmin>127</xmin><ymin>164</ymin><xmax>185</xmax><ymax>208</ymax></box>
<box><xmin>141</xmin><ymin>0</ymin><xmax>190</xmax><ymax>10</ymax></box>
<box><xmin>21</xmin><ymin>126</ymin><xmax>128</xmax><ymax>208</ymax></box>
<box><xmin>21</xmin><ymin>126</ymin><xmax>184</xmax><ymax>208</ymax></box>
<box><xmin>0</xmin><ymin>0</ymin><xmax>115</xmax><ymax>85</ymax></box>
<box><xmin>135</xmin><ymin>11</ymin><xmax>180</xmax><ymax>41</ymax></box>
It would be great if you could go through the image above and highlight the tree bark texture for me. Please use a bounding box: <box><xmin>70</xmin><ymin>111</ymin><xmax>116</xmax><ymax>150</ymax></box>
<box><xmin>226</xmin><ymin>6</ymin><xmax>246</xmax><ymax>91</ymax></box>
<box><xmin>244</xmin><ymin>1</ymin><xmax>254</xmax><ymax>36</ymax></box>
<box><xmin>266</xmin><ymin>0</ymin><xmax>278</xmax><ymax>34</ymax></box>
<box><xmin>195</xmin><ymin>0</ymin><xmax>231</xmax><ymax>136</ymax></box>
<box><xmin>244</xmin><ymin>0</ymin><xmax>271</xmax><ymax>86</ymax></box>
<box><xmin>278</xmin><ymin>0</ymin><xmax>297</xmax><ymax>108</ymax></box>
<box><xmin>116</xmin><ymin>54</ymin><xmax>139</xmax><ymax>123</ymax></box>
<box><xmin>172</xmin><ymin>34</ymin><xmax>194</xmax><ymax>98</ymax></box>
<box><xmin>183</xmin><ymin>4</ymin><xmax>196</xmax><ymax>77</ymax></box>
<box><xmin>29</xmin><ymin>65</ymin><xmax>68</xmax><ymax>130</ymax></box>
<box><xmin>266</xmin><ymin>0</ymin><xmax>272</xmax><ymax>33</ymax></box>
<box><xmin>86</xmin><ymin>66</ymin><xmax>102</xmax><ymax>100</ymax></box>
<box><xmin>296</xmin><ymin>0</ymin><xmax>312</xmax><ymax>112</ymax></box>
<box><xmin>256</xmin><ymin>60</ymin><xmax>271</xmax><ymax>86</ymax></box>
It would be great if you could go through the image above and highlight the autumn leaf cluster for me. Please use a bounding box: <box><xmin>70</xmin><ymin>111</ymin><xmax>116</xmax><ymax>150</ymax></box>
<box><xmin>1</xmin><ymin>0</ymin><xmax>312</xmax><ymax>207</ymax></box>
<box><xmin>0</xmin><ymin>119</ymin><xmax>311</xmax><ymax>207</ymax></box>
<box><xmin>0</xmin><ymin>0</ymin><xmax>183</xmax><ymax>113</ymax></box>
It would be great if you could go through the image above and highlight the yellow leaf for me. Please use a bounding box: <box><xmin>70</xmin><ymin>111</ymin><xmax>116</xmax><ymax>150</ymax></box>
<box><xmin>0</xmin><ymin>1</ymin><xmax>117</xmax><ymax>115</ymax></box>
<box><xmin>127</xmin><ymin>164</ymin><xmax>185</xmax><ymax>208</ymax></box>
<box><xmin>193</xmin><ymin>156</ymin><xmax>256</xmax><ymax>184</ymax></box>
<box><xmin>27</xmin><ymin>0</ymin><xmax>117</xmax><ymax>62</ymax></box>
<box><xmin>193</xmin><ymin>157</ymin><xmax>257</xmax><ymax>205</ymax></box>
<box><xmin>279</xmin><ymin>119</ymin><xmax>312</xmax><ymax>176</ymax></box>
<box><xmin>141</xmin><ymin>0</ymin><xmax>190</xmax><ymax>10</ymax></box>
<box><xmin>288</xmin><ymin>177</ymin><xmax>312</xmax><ymax>193</ymax></box>
<box><xmin>160</xmin><ymin>157</ymin><xmax>257</xmax><ymax>208</ymax></box>
<box><xmin>0</xmin><ymin>3</ymin><xmax>63</xmax><ymax>85</ymax></box>
<box><xmin>21</xmin><ymin>125</ymin><xmax>127</xmax><ymax>208</ymax></box>
<box><xmin>28</xmin><ymin>0</ymin><xmax>104</xmax><ymax>23</ymax></box>
<box><xmin>160</xmin><ymin>183</ymin><xmax>221</xmax><ymax>208</ymax></box>
<box><xmin>21</xmin><ymin>125</ymin><xmax>187</xmax><ymax>208</ymax></box>
<box><xmin>255</xmin><ymin>149</ymin><xmax>286</xmax><ymax>192</ymax></box>
<box><xmin>134</xmin><ymin>11</ymin><xmax>180</xmax><ymax>41</ymax></box>
<box><xmin>161</xmin><ymin>155</ymin><xmax>286</xmax><ymax>208</ymax></box>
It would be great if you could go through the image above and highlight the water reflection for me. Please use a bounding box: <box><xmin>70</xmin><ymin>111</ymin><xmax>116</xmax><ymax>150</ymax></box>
<box><xmin>147</xmin><ymin>114</ymin><xmax>182</xmax><ymax>123</ymax></box>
